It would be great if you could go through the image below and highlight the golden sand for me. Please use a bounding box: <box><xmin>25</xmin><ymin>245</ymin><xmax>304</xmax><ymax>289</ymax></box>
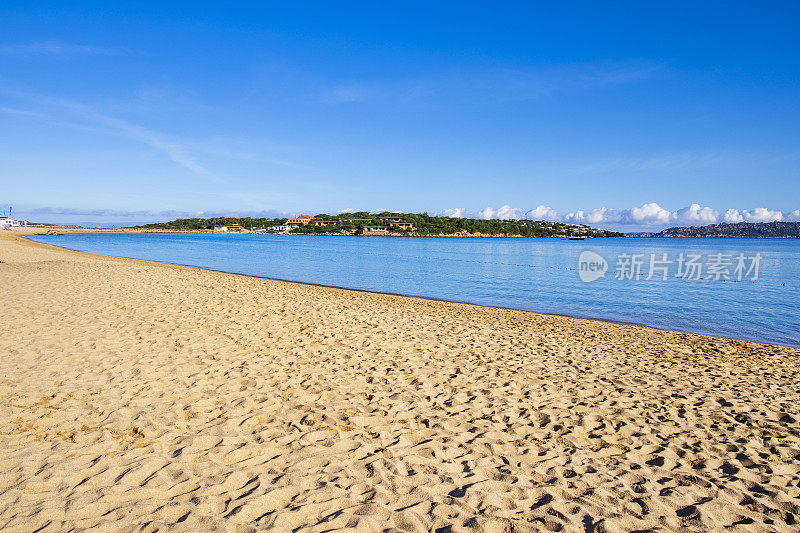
<box><xmin>1</xmin><ymin>230</ymin><xmax>799</xmax><ymax>532</ymax></box>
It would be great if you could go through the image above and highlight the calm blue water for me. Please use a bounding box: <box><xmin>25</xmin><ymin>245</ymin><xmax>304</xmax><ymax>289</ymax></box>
<box><xmin>29</xmin><ymin>233</ymin><xmax>800</xmax><ymax>348</ymax></box>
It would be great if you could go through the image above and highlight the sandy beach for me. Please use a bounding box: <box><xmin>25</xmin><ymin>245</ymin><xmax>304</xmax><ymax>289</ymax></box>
<box><xmin>1</xmin><ymin>230</ymin><xmax>799</xmax><ymax>532</ymax></box>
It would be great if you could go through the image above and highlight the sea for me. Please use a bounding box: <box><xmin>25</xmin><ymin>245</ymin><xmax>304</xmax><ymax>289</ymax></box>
<box><xmin>28</xmin><ymin>232</ymin><xmax>800</xmax><ymax>348</ymax></box>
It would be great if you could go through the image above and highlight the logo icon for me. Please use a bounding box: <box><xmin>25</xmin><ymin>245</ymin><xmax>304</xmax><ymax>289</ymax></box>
<box><xmin>578</xmin><ymin>250</ymin><xmax>608</xmax><ymax>282</ymax></box>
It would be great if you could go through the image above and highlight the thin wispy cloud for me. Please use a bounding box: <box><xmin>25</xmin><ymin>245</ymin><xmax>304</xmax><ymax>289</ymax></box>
<box><xmin>566</xmin><ymin>150</ymin><xmax>800</xmax><ymax>183</ymax></box>
<box><xmin>2</xmin><ymin>89</ymin><xmax>215</xmax><ymax>177</ymax></box>
<box><xmin>29</xmin><ymin>207</ymin><xmax>194</xmax><ymax>218</ymax></box>
<box><xmin>2</xmin><ymin>88</ymin><xmax>306</xmax><ymax>176</ymax></box>
<box><xmin>320</xmin><ymin>61</ymin><xmax>660</xmax><ymax>105</ymax></box>
<box><xmin>576</xmin><ymin>151</ymin><xmax>731</xmax><ymax>174</ymax></box>
<box><xmin>0</xmin><ymin>40</ymin><xmax>134</xmax><ymax>57</ymax></box>
<box><xmin>0</xmin><ymin>106</ymin><xmax>46</xmax><ymax>118</ymax></box>
<box><xmin>24</xmin><ymin>206</ymin><xmax>294</xmax><ymax>219</ymax></box>
<box><xmin>182</xmin><ymin>135</ymin><xmax>310</xmax><ymax>170</ymax></box>
<box><xmin>70</xmin><ymin>102</ymin><xmax>212</xmax><ymax>176</ymax></box>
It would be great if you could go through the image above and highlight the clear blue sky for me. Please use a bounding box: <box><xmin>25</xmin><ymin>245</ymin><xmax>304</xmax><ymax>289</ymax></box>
<box><xmin>1</xmin><ymin>1</ymin><xmax>799</xmax><ymax>229</ymax></box>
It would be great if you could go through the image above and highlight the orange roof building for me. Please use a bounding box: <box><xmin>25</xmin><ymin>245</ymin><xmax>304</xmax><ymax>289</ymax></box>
<box><xmin>287</xmin><ymin>215</ymin><xmax>315</xmax><ymax>225</ymax></box>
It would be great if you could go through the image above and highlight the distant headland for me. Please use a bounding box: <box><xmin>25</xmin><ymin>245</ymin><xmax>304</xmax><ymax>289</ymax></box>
<box><xmin>132</xmin><ymin>212</ymin><xmax>626</xmax><ymax>238</ymax></box>
<box><xmin>628</xmin><ymin>221</ymin><xmax>800</xmax><ymax>238</ymax></box>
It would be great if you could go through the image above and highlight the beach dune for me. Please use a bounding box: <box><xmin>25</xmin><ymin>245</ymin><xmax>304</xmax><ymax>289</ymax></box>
<box><xmin>1</xmin><ymin>230</ymin><xmax>799</xmax><ymax>532</ymax></box>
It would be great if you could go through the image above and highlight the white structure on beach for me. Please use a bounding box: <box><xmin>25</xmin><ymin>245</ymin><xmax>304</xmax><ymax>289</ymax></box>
<box><xmin>1</xmin><ymin>217</ymin><xmax>23</xmax><ymax>230</ymax></box>
<box><xmin>1</xmin><ymin>207</ymin><xmax>26</xmax><ymax>230</ymax></box>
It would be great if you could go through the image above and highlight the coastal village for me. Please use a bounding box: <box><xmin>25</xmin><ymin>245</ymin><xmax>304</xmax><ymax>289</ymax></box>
<box><xmin>214</xmin><ymin>214</ymin><xmax>416</xmax><ymax>235</ymax></box>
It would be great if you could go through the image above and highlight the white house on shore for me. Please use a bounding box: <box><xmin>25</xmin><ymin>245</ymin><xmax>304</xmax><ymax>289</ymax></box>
<box><xmin>1</xmin><ymin>217</ymin><xmax>24</xmax><ymax>230</ymax></box>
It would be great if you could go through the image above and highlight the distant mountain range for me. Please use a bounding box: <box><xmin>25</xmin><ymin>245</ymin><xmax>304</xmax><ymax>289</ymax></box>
<box><xmin>628</xmin><ymin>221</ymin><xmax>800</xmax><ymax>238</ymax></box>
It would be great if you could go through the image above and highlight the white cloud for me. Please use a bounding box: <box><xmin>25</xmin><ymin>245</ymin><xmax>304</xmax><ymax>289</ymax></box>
<box><xmin>464</xmin><ymin>202</ymin><xmax>797</xmax><ymax>228</ymax></box>
<box><xmin>619</xmin><ymin>202</ymin><xmax>674</xmax><ymax>226</ymax></box>
<box><xmin>742</xmin><ymin>207</ymin><xmax>783</xmax><ymax>223</ymax></box>
<box><xmin>441</xmin><ymin>208</ymin><xmax>467</xmax><ymax>218</ymax></box>
<box><xmin>564</xmin><ymin>207</ymin><xmax>618</xmax><ymax>224</ymax></box>
<box><xmin>723</xmin><ymin>209</ymin><xmax>745</xmax><ymax>223</ymax></box>
<box><xmin>561</xmin><ymin>203</ymin><xmax>792</xmax><ymax>227</ymax></box>
<box><xmin>500</xmin><ymin>206</ymin><xmax>523</xmax><ymax>219</ymax></box>
<box><xmin>724</xmin><ymin>208</ymin><xmax>786</xmax><ymax>223</ymax></box>
<box><xmin>563</xmin><ymin>210</ymin><xmax>586</xmax><ymax>223</ymax></box>
<box><xmin>477</xmin><ymin>207</ymin><xmax>494</xmax><ymax>219</ymax></box>
<box><xmin>479</xmin><ymin>205</ymin><xmax>524</xmax><ymax>220</ymax></box>
<box><xmin>674</xmin><ymin>203</ymin><xmax>719</xmax><ymax>225</ymax></box>
<box><xmin>525</xmin><ymin>205</ymin><xmax>559</xmax><ymax>221</ymax></box>
<box><xmin>478</xmin><ymin>205</ymin><xmax>559</xmax><ymax>221</ymax></box>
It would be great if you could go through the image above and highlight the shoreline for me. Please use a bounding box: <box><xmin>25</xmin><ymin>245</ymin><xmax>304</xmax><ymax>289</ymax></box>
<box><xmin>24</xmin><ymin>231</ymin><xmax>797</xmax><ymax>350</ymax></box>
<box><xmin>2</xmin><ymin>228</ymin><xmax>799</xmax><ymax>531</ymax></box>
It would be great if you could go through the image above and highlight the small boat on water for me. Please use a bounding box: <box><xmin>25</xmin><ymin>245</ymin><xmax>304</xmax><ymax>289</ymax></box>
<box><xmin>567</xmin><ymin>235</ymin><xmax>587</xmax><ymax>240</ymax></box>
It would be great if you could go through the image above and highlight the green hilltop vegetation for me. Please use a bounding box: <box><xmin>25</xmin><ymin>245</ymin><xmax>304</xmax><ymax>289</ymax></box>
<box><xmin>133</xmin><ymin>212</ymin><xmax>625</xmax><ymax>238</ymax></box>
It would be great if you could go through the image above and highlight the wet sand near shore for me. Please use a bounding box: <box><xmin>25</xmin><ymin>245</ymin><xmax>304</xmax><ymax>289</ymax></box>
<box><xmin>1</xmin><ymin>230</ymin><xmax>799</xmax><ymax>532</ymax></box>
